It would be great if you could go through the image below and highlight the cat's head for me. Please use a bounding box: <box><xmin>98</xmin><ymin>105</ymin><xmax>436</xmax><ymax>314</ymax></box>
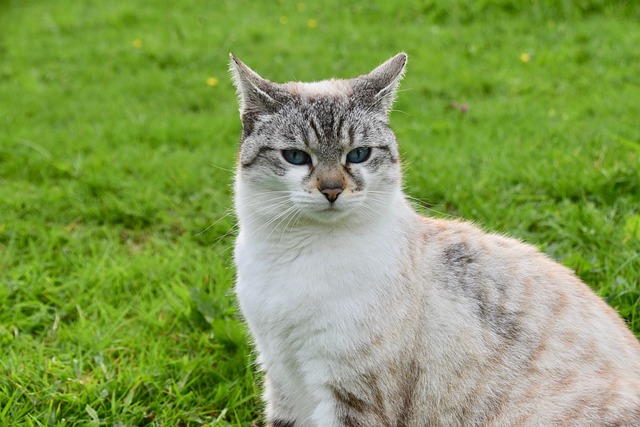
<box><xmin>230</xmin><ymin>53</ymin><xmax>407</xmax><ymax>227</ymax></box>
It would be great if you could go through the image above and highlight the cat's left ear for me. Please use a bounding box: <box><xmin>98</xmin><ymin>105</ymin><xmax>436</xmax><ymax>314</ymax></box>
<box><xmin>354</xmin><ymin>53</ymin><xmax>407</xmax><ymax>116</ymax></box>
<box><xmin>229</xmin><ymin>53</ymin><xmax>291</xmax><ymax>137</ymax></box>
<box><xmin>229</xmin><ymin>53</ymin><xmax>287</xmax><ymax>116</ymax></box>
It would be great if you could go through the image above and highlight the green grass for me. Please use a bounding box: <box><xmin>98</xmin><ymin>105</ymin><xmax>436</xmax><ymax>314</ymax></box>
<box><xmin>1</xmin><ymin>0</ymin><xmax>639</xmax><ymax>425</ymax></box>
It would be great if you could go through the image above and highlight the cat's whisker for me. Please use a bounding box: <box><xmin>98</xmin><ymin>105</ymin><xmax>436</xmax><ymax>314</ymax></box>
<box><xmin>237</xmin><ymin>194</ymin><xmax>293</xmax><ymax>210</ymax></box>
<box><xmin>211</xmin><ymin>223</ymin><xmax>239</xmax><ymax>253</ymax></box>
<box><xmin>240</xmin><ymin>208</ymin><xmax>295</xmax><ymax>238</ymax></box>
<box><xmin>196</xmin><ymin>208</ymin><xmax>235</xmax><ymax>237</ymax></box>
<box><xmin>238</xmin><ymin>193</ymin><xmax>292</xmax><ymax>211</ymax></box>
<box><xmin>403</xmin><ymin>194</ymin><xmax>461</xmax><ymax>220</ymax></box>
<box><xmin>278</xmin><ymin>207</ymin><xmax>303</xmax><ymax>244</ymax></box>
<box><xmin>249</xmin><ymin>205</ymin><xmax>298</xmax><ymax>239</ymax></box>
<box><xmin>268</xmin><ymin>206</ymin><xmax>301</xmax><ymax>243</ymax></box>
<box><xmin>235</xmin><ymin>194</ymin><xmax>293</xmax><ymax>207</ymax></box>
<box><xmin>358</xmin><ymin>205</ymin><xmax>380</xmax><ymax>222</ymax></box>
<box><xmin>209</xmin><ymin>163</ymin><xmax>236</xmax><ymax>173</ymax></box>
<box><xmin>240</xmin><ymin>198</ymin><xmax>293</xmax><ymax>220</ymax></box>
<box><xmin>260</xmin><ymin>208</ymin><xmax>299</xmax><ymax>241</ymax></box>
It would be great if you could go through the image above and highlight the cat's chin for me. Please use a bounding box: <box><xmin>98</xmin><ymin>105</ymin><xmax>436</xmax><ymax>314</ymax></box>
<box><xmin>299</xmin><ymin>206</ymin><xmax>360</xmax><ymax>225</ymax></box>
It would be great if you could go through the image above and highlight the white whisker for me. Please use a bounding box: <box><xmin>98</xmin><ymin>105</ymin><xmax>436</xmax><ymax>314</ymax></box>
<box><xmin>209</xmin><ymin>163</ymin><xmax>235</xmax><ymax>173</ymax></box>
<box><xmin>278</xmin><ymin>207</ymin><xmax>303</xmax><ymax>244</ymax></box>
<box><xmin>257</xmin><ymin>206</ymin><xmax>298</xmax><ymax>240</ymax></box>
<box><xmin>196</xmin><ymin>208</ymin><xmax>235</xmax><ymax>237</ymax></box>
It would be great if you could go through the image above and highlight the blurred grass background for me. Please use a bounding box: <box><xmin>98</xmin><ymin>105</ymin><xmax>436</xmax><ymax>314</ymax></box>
<box><xmin>1</xmin><ymin>0</ymin><xmax>639</xmax><ymax>425</ymax></box>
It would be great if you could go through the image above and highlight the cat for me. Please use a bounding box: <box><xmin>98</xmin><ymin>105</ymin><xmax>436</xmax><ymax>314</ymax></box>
<box><xmin>229</xmin><ymin>52</ymin><xmax>640</xmax><ymax>427</ymax></box>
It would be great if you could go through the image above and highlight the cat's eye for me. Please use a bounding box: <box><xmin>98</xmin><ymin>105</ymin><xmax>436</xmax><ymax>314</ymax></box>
<box><xmin>346</xmin><ymin>147</ymin><xmax>372</xmax><ymax>164</ymax></box>
<box><xmin>282</xmin><ymin>149</ymin><xmax>311</xmax><ymax>165</ymax></box>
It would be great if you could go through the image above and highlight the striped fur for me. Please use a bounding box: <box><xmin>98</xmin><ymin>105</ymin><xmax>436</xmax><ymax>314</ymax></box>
<box><xmin>230</xmin><ymin>53</ymin><xmax>640</xmax><ymax>427</ymax></box>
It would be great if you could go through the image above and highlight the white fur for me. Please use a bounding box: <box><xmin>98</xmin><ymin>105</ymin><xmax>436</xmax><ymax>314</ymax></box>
<box><xmin>235</xmin><ymin>178</ymin><xmax>412</xmax><ymax>424</ymax></box>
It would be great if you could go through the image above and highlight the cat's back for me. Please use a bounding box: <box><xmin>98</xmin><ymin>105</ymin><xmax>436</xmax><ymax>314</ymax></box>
<box><xmin>412</xmin><ymin>215</ymin><xmax>640</xmax><ymax>425</ymax></box>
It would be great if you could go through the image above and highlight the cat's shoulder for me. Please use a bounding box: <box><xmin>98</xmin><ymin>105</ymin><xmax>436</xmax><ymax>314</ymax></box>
<box><xmin>411</xmin><ymin>214</ymin><xmax>577</xmax><ymax>279</ymax></box>
<box><xmin>415</xmin><ymin>214</ymin><xmax>537</xmax><ymax>254</ymax></box>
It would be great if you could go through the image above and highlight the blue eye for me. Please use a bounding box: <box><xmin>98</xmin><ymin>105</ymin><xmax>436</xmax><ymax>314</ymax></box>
<box><xmin>282</xmin><ymin>149</ymin><xmax>311</xmax><ymax>165</ymax></box>
<box><xmin>346</xmin><ymin>147</ymin><xmax>372</xmax><ymax>163</ymax></box>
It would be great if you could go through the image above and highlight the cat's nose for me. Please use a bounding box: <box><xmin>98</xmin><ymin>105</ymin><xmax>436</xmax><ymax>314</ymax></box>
<box><xmin>320</xmin><ymin>186</ymin><xmax>343</xmax><ymax>203</ymax></box>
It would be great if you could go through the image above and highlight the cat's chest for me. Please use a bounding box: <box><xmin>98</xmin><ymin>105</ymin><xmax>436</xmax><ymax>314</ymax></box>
<box><xmin>234</xmin><ymin>229</ymin><xmax>401</xmax><ymax>352</ymax></box>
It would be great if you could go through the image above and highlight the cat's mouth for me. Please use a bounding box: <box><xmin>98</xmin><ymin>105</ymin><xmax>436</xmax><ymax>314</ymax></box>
<box><xmin>313</xmin><ymin>197</ymin><xmax>360</xmax><ymax>216</ymax></box>
<box><xmin>301</xmin><ymin>203</ymin><xmax>352</xmax><ymax>223</ymax></box>
<box><xmin>315</xmin><ymin>206</ymin><xmax>340</xmax><ymax>215</ymax></box>
<box><xmin>322</xmin><ymin>204</ymin><xmax>340</xmax><ymax>211</ymax></box>
<box><xmin>293</xmin><ymin>195</ymin><xmax>364</xmax><ymax>223</ymax></box>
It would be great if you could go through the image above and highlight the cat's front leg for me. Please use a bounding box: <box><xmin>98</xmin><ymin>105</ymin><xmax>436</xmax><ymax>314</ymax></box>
<box><xmin>310</xmin><ymin>390</ymin><xmax>343</xmax><ymax>427</ymax></box>
<box><xmin>311</xmin><ymin>385</ymin><xmax>380</xmax><ymax>427</ymax></box>
<box><xmin>266</xmin><ymin>420</ymin><xmax>295</xmax><ymax>427</ymax></box>
<box><xmin>264</xmin><ymin>375</ymin><xmax>298</xmax><ymax>427</ymax></box>
<box><xmin>312</xmin><ymin>384</ymin><xmax>394</xmax><ymax>427</ymax></box>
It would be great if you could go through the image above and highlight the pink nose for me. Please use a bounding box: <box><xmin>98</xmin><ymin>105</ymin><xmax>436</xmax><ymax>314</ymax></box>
<box><xmin>321</xmin><ymin>187</ymin><xmax>343</xmax><ymax>203</ymax></box>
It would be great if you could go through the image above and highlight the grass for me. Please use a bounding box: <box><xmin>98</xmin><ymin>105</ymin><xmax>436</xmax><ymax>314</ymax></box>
<box><xmin>1</xmin><ymin>0</ymin><xmax>639</xmax><ymax>425</ymax></box>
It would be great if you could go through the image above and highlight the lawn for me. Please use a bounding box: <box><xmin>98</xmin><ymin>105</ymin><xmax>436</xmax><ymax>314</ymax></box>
<box><xmin>1</xmin><ymin>0</ymin><xmax>639</xmax><ymax>425</ymax></box>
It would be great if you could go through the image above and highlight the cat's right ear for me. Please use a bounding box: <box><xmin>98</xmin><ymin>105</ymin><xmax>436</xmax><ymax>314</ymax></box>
<box><xmin>229</xmin><ymin>53</ymin><xmax>282</xmax><ymax>118</ymax></box>
<box><xmin>353</xmin><ymin>53</ymin><xmax>407</xmax><ymax>117</ymax></box>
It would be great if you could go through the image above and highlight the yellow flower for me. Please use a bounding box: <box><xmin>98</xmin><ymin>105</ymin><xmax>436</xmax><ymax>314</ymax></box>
<box><xmin>132</xmin><ymin>39</ymin><xmax>142</xmax><ymax>48</ymax></box>
<box><xmin>207</xmin><ymin>77</ymin><xmax>219</xmax><ymax>87</ymax></box>
<box><xmin>307</xmin><ymin>18</ymin><xmax>317</xmax><ymax>28</ymax></box>
<box><xmin>520</xmin><ymin>52</ymin><xmax>531</xmax><ymax>63</ymax></box>
<box><xmin>279</xmin><ymin>16</ymin><xmax>288</xmax><ymax>25</ymax></box>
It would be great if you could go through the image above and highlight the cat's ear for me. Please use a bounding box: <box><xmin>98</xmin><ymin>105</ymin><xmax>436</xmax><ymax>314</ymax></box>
<box><xmin>354</xmin><ymin>53</ymin><xmax>407</xmax><ymax>116</ymax></box>
<box><xmin>229</xmin><ymin>53</ymin><xmax>283</xmax><ymax>118</ymax></box>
